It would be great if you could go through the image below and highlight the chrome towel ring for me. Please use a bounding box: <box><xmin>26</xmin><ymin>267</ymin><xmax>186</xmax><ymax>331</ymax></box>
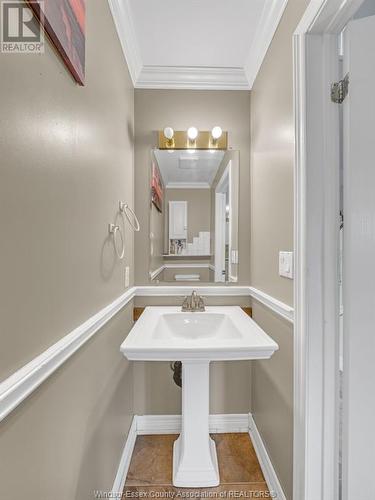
<box><xmin>108</xmin><ymin>223</ymin><xmax>125</xmax><ymax>259</ymax></box>
<box><xmin>119</xmin><ymin>201</ymin><xmax>140</xmax><ymax>232</ymax></box>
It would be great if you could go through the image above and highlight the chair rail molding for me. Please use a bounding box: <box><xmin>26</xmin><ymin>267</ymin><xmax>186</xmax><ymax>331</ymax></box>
<box><xmin>149</xmin><ymin>265</ymin><xmax>164</xmax><ymax>280</ymax></box>
<box><xmin>136</xmin><ymin>285</ymin><xmax>251</xmax><ymax>297</ymax></box>
<box><xmin>150</xmin><ymin>263</ymin><xmax>214</xmax><ymax>280</ymax></box>
<box><xmin>0</xmin><ymin>287</ymin><xmax>136</xmax><ymax>423</ymax></box>
<box><xmin>164</xmin><ymin>263</ymin><xmax>212</xmax><ymax>269</ymax></box>
<box><xmin>249</xmin><ymin>286</ymin><xmax>294</xmax><ymax>323</ymax></box>
<box><xmin>0</xmin><ymin>285</ymin><xmax>293</xmax><ymax>422</ymax></box>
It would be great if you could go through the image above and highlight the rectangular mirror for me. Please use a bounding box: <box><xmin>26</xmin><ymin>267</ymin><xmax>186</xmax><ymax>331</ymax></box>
<box><xmin>149</xmin><ymin>149</ymin><xmax>239</xmax><ymax>284</ymax></box>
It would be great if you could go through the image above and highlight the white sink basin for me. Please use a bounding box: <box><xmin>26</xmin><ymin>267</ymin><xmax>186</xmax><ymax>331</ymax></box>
<box><xmin>120</xmin><ymin>306</ymin><xmax>278</xmax><ymax>488</ymax></box>
<box><xmin>121</xmin><ymin>306</ymin><xmax>278</xmax><ymax>361</ymax></box>
<box><xmin>154</xmin><ymin>312</ymin><xmax>242</xmax><ymax>340</ymax></box>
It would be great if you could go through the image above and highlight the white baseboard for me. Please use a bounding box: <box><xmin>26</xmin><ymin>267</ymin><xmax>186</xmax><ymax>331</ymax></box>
<box><xmin>249</xmin><ymin>414</ymin><xmax>286</xmax><ymax>500</ymax></box>
<box><xmin>112</xmin><ymin>413</ymin><xmax>286</xmax><ymax>500</ymax></box>
<box><xmin>136</xmin><ymin>414</ymin><xmax>181</xmax><ymax>434</ymax></box>
<box><xmin>209</xmin><ymin>413</ymin><xmax>250</xmax><ymax>433</ymax></box>
<box><xmin>111</xmin><ymin>417</ymin><xmax>137</xmax><ymax>496</ymax></box>
<box><xmin>136</xmin><ymin>413</ymin><xmax>250</xmax><ymax>435</ymax></box>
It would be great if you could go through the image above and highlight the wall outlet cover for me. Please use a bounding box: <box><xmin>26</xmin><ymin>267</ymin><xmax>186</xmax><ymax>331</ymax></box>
<box><xmin>279</xmin><ymin>251</ymin><xmax>293</xmax><ymax>279</ymax></box>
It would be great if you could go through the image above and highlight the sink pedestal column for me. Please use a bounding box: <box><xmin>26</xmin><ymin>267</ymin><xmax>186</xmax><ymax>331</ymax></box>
<box><xmin>173</xmin><ymin>360</ymin><xmax>219</xmax><ymax>487</ymax></box>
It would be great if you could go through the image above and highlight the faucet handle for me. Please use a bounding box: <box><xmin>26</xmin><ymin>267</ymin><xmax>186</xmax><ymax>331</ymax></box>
<box><xmin>181</xmin><ymin>296</ymin><xmax>190</xmax><ymax>311</ymax></box>
<box><xmin>198</xmin><ymin>295</ymin><xmax>206</xmax><ymax>311</ymax></box>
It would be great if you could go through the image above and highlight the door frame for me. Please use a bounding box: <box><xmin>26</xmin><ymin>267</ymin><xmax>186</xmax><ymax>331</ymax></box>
<box><xmin>215</xmin><ymin>163</ymin><xmax>230</xmax><ymax>282</ymax></box>
<box><xmin>293</xmin><ymin>1</ymin><xmax>364</xmax><ymax>499</ymax></box>
<box><xmin>214</xmin><ymin>192</ymin><xmax>226</xmax><ymax>282</ymax></box>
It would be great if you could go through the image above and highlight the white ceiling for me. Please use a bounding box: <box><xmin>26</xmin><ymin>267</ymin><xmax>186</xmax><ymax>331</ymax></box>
<box><xmin>129</xmin><ymin>0</ymin><xmax>264</xmax><ymax>68</ymax></box>
<box><xmin>108</xmin><ymin>0</ymin><xmax>289</xmax><ymax>90</ymax></box>
<box><xmin>154</xmin><ymin>150</ymin><xmax>225</xmax><ymax>188</ymax></box>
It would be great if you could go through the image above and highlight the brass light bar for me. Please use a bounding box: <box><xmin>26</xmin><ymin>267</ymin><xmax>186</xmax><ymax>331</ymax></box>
<box><xmin>158</xmin><ymin>130</ymin><xmax>228</xmax><ymax>150</ymax></box>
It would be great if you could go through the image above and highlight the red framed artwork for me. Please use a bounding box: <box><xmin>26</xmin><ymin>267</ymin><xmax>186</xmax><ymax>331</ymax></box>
<box><xmin>27</xmin><ymin>0</ymin><xmax>86</xmax><ymax>85</ymax></box>
<box><xmin>151</xmin><ymin>162</ymin><xmax>163</xmax><ymax>213</ymax></box>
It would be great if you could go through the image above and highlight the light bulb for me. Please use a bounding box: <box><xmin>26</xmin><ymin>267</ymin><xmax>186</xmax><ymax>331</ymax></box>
<box><xmin>211</xmin><ymin>126</ymin><xmax>223</xmax><ymax>140</ymax></box>
<box><xmin>163</xmin><ymin>127</ymin><xmax>174</xmax><ymax>140</ymax></box>
<box><xmin>187</xmin><ymin>127</ymin><xmax>198</xmax><ymax>141</ymax></box>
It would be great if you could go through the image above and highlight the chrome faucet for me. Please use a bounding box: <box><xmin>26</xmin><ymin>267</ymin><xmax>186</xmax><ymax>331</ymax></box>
<box><xmin>181</xmin><ymin>290</ymin><xmax>205</xmax><ymax>312</ymax></box>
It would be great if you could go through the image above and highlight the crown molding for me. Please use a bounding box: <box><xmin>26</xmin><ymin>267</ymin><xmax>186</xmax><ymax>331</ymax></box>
<box><xmin>244</xmin><ymin>0</ymin><xmax>289</xmax><ymax>88</ymax></box>
<box><xmin>107</xmin><ymin>0</ymin><xmax>142</xmax><ymax>85</ymax></box>
<box><xmin>108</xmin><ymin>0</ymin><xmax>287</xmax><ymax>90</ymax></box>
<box><xmin>136</xmin><ymin>66</ymin><xmax>250</xmax><ymax>90</ymax></box>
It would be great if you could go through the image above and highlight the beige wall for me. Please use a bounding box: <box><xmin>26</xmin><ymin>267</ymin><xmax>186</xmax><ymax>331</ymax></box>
<box><xmin>250</xmin><ymin>0</ymin><xmax>309</xmax><ymax>498</ymax></box>
<box><xmin>0</xmin><ymin>1</ymin><xmax>135</xmax><ymax>498</ymax></box>
<box><xmin>250</xmin><ymin>0</ymin><xmax>308</xmax><ymax>307</ymax></box>
<box><xmin>251</xmin><ymin>303</ymin><xmax>294</xmax><ymax>498</ymax></box>
<box><xmin>134</xmin><ymin>90</ymin><xmax>251</xmax><ymax>285</ymax></box>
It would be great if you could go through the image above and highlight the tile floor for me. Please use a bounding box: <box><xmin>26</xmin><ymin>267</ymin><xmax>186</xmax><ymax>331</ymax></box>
<box><xmin>124</xmin><ymin>433</ymin><xmax>271</xmax><ymax>497</ymax></box>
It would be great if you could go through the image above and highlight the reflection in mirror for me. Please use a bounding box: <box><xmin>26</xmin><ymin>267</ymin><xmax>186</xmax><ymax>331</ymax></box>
<box><xmin>149</xmin><ymin>149</ymin><xmax>239</xmax><ymax>284</ymax></box>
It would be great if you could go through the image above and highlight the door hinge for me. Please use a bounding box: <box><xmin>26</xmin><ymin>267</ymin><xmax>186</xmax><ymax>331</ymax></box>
<box><xmin>331</xmin><ymin>73</ymin><xmax>349</xmax><ymax>103</ymax></box>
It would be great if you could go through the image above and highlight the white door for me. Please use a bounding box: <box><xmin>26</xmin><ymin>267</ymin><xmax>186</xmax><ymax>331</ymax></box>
<box><xmin>342</xmin><ymin>15</ymin><xmax>375</xmax><ymax>500</ymax></box>
<box><xmin>169</xmin><ymin>201</ymin><xmax>187</xmax><ymax>239</ymax></box>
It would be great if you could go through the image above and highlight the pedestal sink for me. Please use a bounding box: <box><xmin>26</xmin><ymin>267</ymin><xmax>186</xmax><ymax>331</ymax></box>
<box><xmin>120</xmin><ymin>306</ymin><xmax>278</xmax><ymax>487</ymax></box>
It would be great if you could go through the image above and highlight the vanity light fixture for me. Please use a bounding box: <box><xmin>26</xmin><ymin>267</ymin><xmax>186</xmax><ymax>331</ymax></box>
<box><xmin>163</xmin><ymin>127</ymin><xmax>174</xmax><ymax>147</ymax></box>
<box><xmin>187</xmin><ymin>126</ymin><xmax>198</xmax><ymax>141</ymax></box>
<box><xmin>163</xmin><ymin>127</ymin><xmax>174</xmax><ymax>140</ymax></box>
<box><xmin>158</xmin><ymin>129</ymin><xmax>228</xmax><ymax>150</ymax></box>
<box><xmin>211</xmin><ymin>126</ymin><xmax>223</xmax><ymax>141</ymax></box>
